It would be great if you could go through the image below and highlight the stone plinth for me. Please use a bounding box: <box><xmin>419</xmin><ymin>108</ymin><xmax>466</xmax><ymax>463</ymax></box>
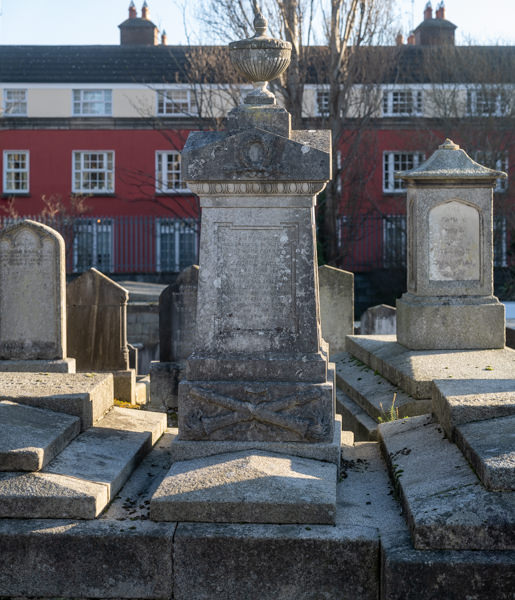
<box><xmin>0</xmin><ymin>220</ymin><xmax>74</xmax><ymax>372</ymax></box>
<box><xmin>395</xmin><ymin>140</ymin><xmax>506</xmax><ymax>350</ymax></box>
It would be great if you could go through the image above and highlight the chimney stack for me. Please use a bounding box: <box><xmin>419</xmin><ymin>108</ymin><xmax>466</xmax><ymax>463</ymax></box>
<box><xmin>435</xmin><ymin>1</ymin><xmax>445</xmax><ymax>19</ymax></box>
<box><xmin>161</xmin><ymin>30</ymin><xmax>167</xmax><ymax>45</ymax></box>
<box><xmin>141</xmin><ymin>0</ymin><xmax>149</xmax><ymax>20</ymax></box>
<box><xmin>424</xmin><ymin>1</ymin><xmax>433</xmax><ymax>20</ymax></box>
<box><xmin>407</xmin><ymin>32</ymin><xmax>415</xmax><ymax>45</ymax></box>
<box><xmin>128</xmin><ymin>0</ymin><xmax>137</xmax><ymax>19</ymax></box>
<box><xmin>395</xmin><ymin>32</ymin><xmax>404</xmax><ymax>46</ymax></box>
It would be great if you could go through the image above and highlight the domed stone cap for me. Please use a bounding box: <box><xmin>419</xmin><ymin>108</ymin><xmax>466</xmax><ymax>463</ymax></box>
<box><xmin>396</xmin><ymin>139</ymin><xmax>507</xmax><ymax>183</ymax></box>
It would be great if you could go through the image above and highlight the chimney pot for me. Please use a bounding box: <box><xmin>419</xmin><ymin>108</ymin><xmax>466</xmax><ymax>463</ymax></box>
<box><xmin>424</xmin><ymin>1</ymin><xmax>433</xmax><ymax>20</ymax></box>
<box><xmin>435</xmin><ymin>1</ymin><xmax>445</xmax><ymax>19</ymax></box>
<box><xmin>407</xmin><ymin>32</ymin><xmax>416</xmax><ymax>45</ymax></box>
<box><xmin>161</xmin><ymin>29</ymin><xmax>167</xmax><ymax>45</ymax></box>
<box><xmin>395</xmin><ymin>32</ymin><xmax>404</xmax><ymax>46</ymax></box>
<box><xmin>141</xmin><ymin>0</ymin><xmax>149</xmax><ymax>20</ymax></box>
<box><xmin>128</xmin><ymin>0</ymin><xmax>137</xmax><ymax>19</ymax></box>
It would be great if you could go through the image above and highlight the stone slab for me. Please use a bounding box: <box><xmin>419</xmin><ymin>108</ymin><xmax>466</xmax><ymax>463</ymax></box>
<box><xmin>112</xmin><ymin>368</ymin><xmax>136</xmax><ymax>404</ymax></box>
<box><xmin>455</xmin><ymin>415</ymin><xmax>515</xmax><ymax>491</ymax></box>
<box><xmin>164</xmin><ymin>415</ymin><xmax>342</xmax><ymax>465</ymax></box>
<box><xmin>318</xmin><ymin>265</ymin><xmax>354</xmax><ymax>355</ymax></box>
<box><xmin>150</xmin><ymin>450</ymin><xmax>337</xmax><ymax>524</ymax></box>
<box><xmin>0</xmin><ymin>407</ymin><xmax>166</xmax><ymax>519</ymax></box>
<box><xmin>336</xmin><ymin>388</ymin><xmax>378</xmax><ymax>441</ymax></box>
<box><xmin>334</xmin><ymin>352</ymin><xmax>431</xmax><ymax>420</ymax></box>
<box><xmin>0</xmin><ymin>471</ymin><xmax>108</xmax><ymax>519</ymax></box>
<box><xmin>0</xmin><ymin>357</ymin><xmax>76</xmax><ymax>372</ymax></box>
<box><xmin>0</xmin><ymin>372</ymin><xmax>113</xmax><ymax>430</ymax></box>
<box><xmin>0</xmin><ymin>401</ymin><xmax>81</xmax><ymax>471</ymax></box>
<box><xmin>378</xmin><ymin>415</ymin><xmax>515</xmax><ymax>550</ymax></box>
<box><xmin>0</xmin><ymin>519</ymin><xmax>175</xmax><ymax>599</ymax></box>
<box><xmin>432</xmin><ymin>378</ymin><xmax>515</xmax><ymax>439</ymax></box>
<box><xmin>149</xmin><ymin>359</ymin><xmax>182</xmax><ymax>410</ymax></box>
<box><xmin>381</xmin><ymin>529</ymin><xmax>515</xmax><ymax>600</ymax></box>
<box><xmin>346</xmin><ymin>335</ymin><xmax>515</xmax><ymax>399</ymax></box>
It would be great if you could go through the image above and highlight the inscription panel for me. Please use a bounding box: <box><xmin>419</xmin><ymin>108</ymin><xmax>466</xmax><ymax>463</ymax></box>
<box><xmin>216</xmin><ymin>224</ymin><xmax>298</xmax><ymax>333</ymax></box>
<box><xmin>429</xmin><ymin>201</ymin><xmax>480</xmax><ymax>281</ymax></box>
<box><xmin>0</xmin><ymin>226</ymin><xmax>60</xmax><ymax>359</ymax></box>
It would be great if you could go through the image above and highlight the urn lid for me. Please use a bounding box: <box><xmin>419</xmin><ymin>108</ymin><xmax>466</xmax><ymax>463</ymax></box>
<box><xmin>396</xmin><ymin>139</ymin><xmax>507</xmax><ymax>184</ymax></box>
<box><xmin>229</xmin><ymin>10</ymin><xmax>291</xmax><ymax>51</ymax></box>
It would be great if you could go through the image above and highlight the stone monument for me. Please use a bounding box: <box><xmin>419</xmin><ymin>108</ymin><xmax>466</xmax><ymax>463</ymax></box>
<box><xmin>396</xmin><ymin>139</ymin><xmax>506</xmax><ymax>350</ymax></box>
<box><xmin>318</xmin><ymin>264</ymin><xmax>354</xmax><ymax>355</ymax></box>
<box><xmin>0</xmin><ymin>220</ymin><xmax>75</xmax><ymax>372</ymax></box>
<box><xmin>149</xmin><ymin>265</ymin><xmax>199</xmax><ymax>410</ymax></box>
<box><xmin>150</xmin><ymin>9</ymin><xmax>340</xmax><ymax>525</ymax></box>
<box><xmin>67</xmin><ymin>268</ymin><xmax>135</xmax><ymax>403</ymax></box>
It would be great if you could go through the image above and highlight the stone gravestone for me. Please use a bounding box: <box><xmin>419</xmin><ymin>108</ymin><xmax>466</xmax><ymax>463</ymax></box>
<box><xmin>0</xmin><ymin>220</ymin><xmax>75</xmax><ymax>372</ymax></box>
<box><xmin>318</xmin><ymin>265</ymin><xmax>354</xmax><ymax>355</ymax></box>
<box><xmin>150</xmin><ymin>11</ymin><xmax>340</xmax><ymax>526</ymax></box>
<box><xmin>67</xmin><ymin>268</ymin><xmax>135</xmax><ymax>403</ymax></box>
<box><xmin>360</xmin><ymin>304</ymin><xmax>396</xmax><ymax>335</ymax></box>
<box><xmin>396</xmin><ymin>139</ymin><xmax>506</xmax><ymax>349</ymax></box>
<box><xmin>149</xmin><ymin>265</ymin><xmax>199</xmax><ymax>410</ymax></box>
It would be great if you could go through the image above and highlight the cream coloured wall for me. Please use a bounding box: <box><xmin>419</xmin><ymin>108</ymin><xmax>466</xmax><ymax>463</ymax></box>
<box><xmin>114</xmin><ymin>88</ymin><xmax>155</xmax><ymax>118</ymax></box>
<box><xmin>28</xmin><ymin>88</ymin><xmax>71</xmax><ymax>117</ymax></box>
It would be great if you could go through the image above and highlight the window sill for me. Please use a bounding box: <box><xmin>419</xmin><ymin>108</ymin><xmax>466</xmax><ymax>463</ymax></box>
<box><xmin>73</xmin><ymin>192</ymin><xmax>116</xmax><ymax>197</ymax></box>
<box><xmin>156</xmin><ymin>190</ymin><xmax>193</xmax><ymax>195</ymax></box>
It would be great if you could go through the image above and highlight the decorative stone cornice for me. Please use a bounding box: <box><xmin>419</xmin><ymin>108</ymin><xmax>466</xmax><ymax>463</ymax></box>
<box><xmin>187</xmin><ymin>181</ymin><xmax>327</xmax><ymax>196</ymax></box>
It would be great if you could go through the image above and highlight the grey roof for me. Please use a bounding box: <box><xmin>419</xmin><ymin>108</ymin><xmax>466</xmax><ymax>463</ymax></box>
<box><xmin>118</xmin><ymin>18</ymin><xmax>157</xmax><ymax>29</ymax></box>
<box><xmin>414</xmin><ymin>18</ymin><xmax>457</xmax><ymax>32</ymax></box>
<box><xmin>396</xmin><ymin>139</ymin><xmax>507</xmax><ymax>182</ymax></box>
<box><xmin>0</xmin><ymin>44</ymin><xmax>513</xmax><ymax>85</ymax></box>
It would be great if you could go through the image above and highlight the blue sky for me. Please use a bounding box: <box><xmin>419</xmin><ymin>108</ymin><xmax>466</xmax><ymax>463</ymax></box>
<box><xmin>0</xmin><ymin>0</ymin><xmax>513</xmax><ymax>45</ymax></box>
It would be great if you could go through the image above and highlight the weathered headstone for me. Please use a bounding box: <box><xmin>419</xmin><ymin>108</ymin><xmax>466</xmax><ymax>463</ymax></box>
<box><xmin>149</xmin><ymin>265</ymin><xmax>199</xmax><ymax>410</ymax></box>
<box><xmin>0</xmin><ymin>220</ymin><xmax>75</xmax><ymax>372</ymax></box>
<box><xmin>396</xmin><ymin>139</ymin><xmax>506</xmax><ymax>349</ymax></box>
<box><xmin>67</xmin><ymin>268</ymin><xmax>135</xmax><ymax>403</ymax></box>
<box><xmin>318</xmin><ymin>265</ymin><xmax>353</xmax><ymax>355</ymax></box>
<box><xmin>360</xmin><ymin>304</ymin><xmax>396</xmax><ymax>335</ymax></box>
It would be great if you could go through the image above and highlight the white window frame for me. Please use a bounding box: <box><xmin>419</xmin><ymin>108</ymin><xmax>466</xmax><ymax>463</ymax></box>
<box><xmin>3</xmin><ymin>150</ymin><xmax>30</xmax><ymax>194</ymax></box>
<box><xmin>155</xmin><ymin>151</ymin><xmax>188</xmax><ymax>193</ymax></box>
<box><xmin>72</xmin><ymin>151</ymin><xmax>115</xmax><ymax>194</ymax></box>
<box><xmin>72</xmin><ymin>218</ymin><xmax>114</xmax><ymax>273</ymax></box>
<box><xmin>466</xmin><ymin>88</ymin><xmax>510</xmax><ymax>117</ymax></box>
<box><xmin>315</xmin><ymin>88</ymin><xmax>330</xmax><ymax>117</ymax></box>
<box><xmin>72</xmin><ymin>89</ymin><xmax>112</xmax><ymax>116</ymax></box>
<box><xmin>383</xmin><ymin>151</ymin><xmax>425</xmax><ymax>193</ymax></box>
<box><xmin>156</xmin><ymin>218</ymin><xmax>198</xmax><ymax>272</ymax></box>
<box><xmin>382</xmin><ymin>89</ymin><xmax>423</xmax><ymax>117</ymax></box>
<box><xmin>2</xmin><ymin>89</ymin><xmax>27</xmax><ymax>116</ymax></box>
<box><xmin>382</xmin><ymin>215</ymin><xmax>407</xmax><ymax>268</ymax></box>
<box><xmin>156</xmin><ymin>88</ymin><xmax>198</xmax><ymax>116</ymax></box>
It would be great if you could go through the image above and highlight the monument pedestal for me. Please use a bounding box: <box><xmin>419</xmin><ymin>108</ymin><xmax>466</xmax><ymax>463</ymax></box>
<box><xmin>397</xmin><ymin>293</ymin><xmax>505</xmax><ymax>350</ymax></box>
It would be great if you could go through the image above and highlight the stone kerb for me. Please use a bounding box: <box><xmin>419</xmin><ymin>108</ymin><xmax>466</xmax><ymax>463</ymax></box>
<box><xmin>0</xmin><ymin>220</ymin><xmax>74</xmax><ymax>372</ymax></box>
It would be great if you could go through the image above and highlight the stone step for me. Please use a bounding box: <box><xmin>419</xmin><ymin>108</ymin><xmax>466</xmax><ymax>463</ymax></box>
<box><xmin>345</xmin><ymin>335</ymin><xmax>515</xmax><ymax>400</ymax></box>
<box><xmin>432</xmin><ymin>379</ymin><xmax>515</xmax><ymax>439</ymax></box>
<box><xmin>455</xmin><ymin>415</ymin><xmax>515</xmax><ymax>491</ymax></box>
<box><xmin>0</xmin><ymin>407</ymin><xmax>167</xmax><ymax>519</ymax></box>
<box><xmin>334</xmin><ymin>352</ymin><xmax>431</xmax><ymax>422</ymax></box>
<box><xmin>378</xmin><ymin>414</ymin><xmax>515</xmax><ymax>551</ymax></box>
<box><xmin>335</xmin><ymin>388</ymin><xmax>378</xmax><ymax>441</ymax></box>
<box><xmin>0</xmin><ymin>401</ymin><xmax>81</xmax><ymax>471</ymax></box>
<box><xmin>150</xmin><ymin>450</ymin><xmax>338</xmax><ymax>525</ymax></box>
<box><xmin>0</xmin><ymin>372</ymin><xmax>114</xmax><ymax>430</ymax></box>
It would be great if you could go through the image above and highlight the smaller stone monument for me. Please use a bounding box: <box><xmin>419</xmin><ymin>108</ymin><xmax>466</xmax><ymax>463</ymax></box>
<box><xmin>360</xmin><ymin>304</ymin><xmax>396</xmax><ymax>335</ymax></box>
<box><xmin>318</xmin><ymin>265</ymin><xmax>354</xmax><ymax>355</ymax></box>
<box><xmin>396</xmin><ymin>139</ymin><xmax>506</xmax><ymax>350</ymax></box>
<box><xmin>67</xmin><ymin>268</ymin><xmax>135</xmax><ymax>403</ymax></box>
<box><xmin>0</xmin><ymin>220</ymin><xmax>75</xmax><ymax>372</ymax></box>
<box><xmin>149</xmin><ymin>265</ymin><xmax>199</xmax><ymax>410</ymax></box>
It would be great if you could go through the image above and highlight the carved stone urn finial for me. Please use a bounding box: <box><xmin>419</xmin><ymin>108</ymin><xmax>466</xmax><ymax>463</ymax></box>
<box><xmin>229</xmin><ymin>5</ymin><xmax>292</xmax><ymax>105</ymax></box>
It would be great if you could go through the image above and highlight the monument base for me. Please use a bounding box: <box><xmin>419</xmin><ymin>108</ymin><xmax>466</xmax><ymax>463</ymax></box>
<box><xmin>164</xmin><ymin>416</ymin><xmax>343</xmax><ymax>465</ymax></box>
<box><xmin>112</xmin><ymin>369</ymin><xmax>136</xmax><ymax>404</ymax></box>
<box><xmin>396</xmin><ymin>293</ymin><xmax>505</xmax><ymax>350</ymax></box>
<box><xmin>0</xmin><ymin>358</ymin><xmax>76</xmax><ymax>373</ymax></box>
<box><xmin>150</xmin><ymin>450</ymin><xmax>338</xmax><ymax>525</ymax></box>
